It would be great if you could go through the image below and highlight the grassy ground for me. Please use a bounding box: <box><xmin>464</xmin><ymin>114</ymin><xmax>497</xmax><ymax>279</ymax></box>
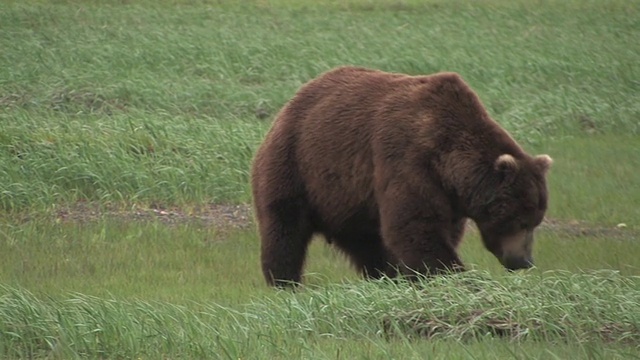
<box><xmin>1</xmin><ymin>0</ymin><xmax>638</xmax><ymax>210</ymax></box>
<box><xmin>1</xmin><ymin>0</ymin><xmax>639</xmax><ymax>358</ymax></box>
<box><xmin>1</xmin><ymin>218</ymin><xmax>639</xmax><ymax>305</ymax></box>
<box><xmin>2</xmin><ymin>272</ymin><xmax>640</xmax><ymax>359</ymax></box>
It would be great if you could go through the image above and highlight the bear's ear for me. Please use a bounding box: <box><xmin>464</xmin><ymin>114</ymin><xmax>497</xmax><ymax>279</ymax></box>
<box><xmin>494</xmin><ymin>154</ymin><xmax>519</xmax><ymax>183</ymax></box>
<box><xmin>534</xmin><ymin>154</ymin><xmax>553</xmax><ymax>175</ymax></box>
<box><xmin>494</xmin><ymin>154</ymin><xmax>518</xmax><ymax>173</ymax></box>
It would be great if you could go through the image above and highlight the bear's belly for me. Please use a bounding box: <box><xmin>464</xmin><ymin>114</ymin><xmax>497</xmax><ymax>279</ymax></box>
<box><xmin>310</xmin><ymin>201</ymin><xmax>380</xmax><ymax>238</ymax></box>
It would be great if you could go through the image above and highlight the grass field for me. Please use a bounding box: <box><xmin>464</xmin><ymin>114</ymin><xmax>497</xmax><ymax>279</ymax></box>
<box><xmin>1</xmin><ymin>0</ymin><xmax>639</xmax><ymax>358</ymax></box>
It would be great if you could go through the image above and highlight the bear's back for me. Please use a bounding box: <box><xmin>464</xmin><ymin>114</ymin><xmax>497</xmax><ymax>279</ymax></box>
<box><xmin>259</xmin><ymin>66</ymin><xmax>498</xmax><ymax>232</ymax></box>
<box><xmin>273</xmin><ymin>67</ymin><xmax>428</xmax><ymax>229</ymax></box>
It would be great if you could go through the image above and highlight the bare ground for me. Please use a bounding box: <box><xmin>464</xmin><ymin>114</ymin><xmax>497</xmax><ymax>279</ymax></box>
<box><xmin>52</xmin><ymin>203</ymin><xmax>254</xmax><ymax>230</ymax></box>
<box><xmin>40</xmin><ymin>203</ymin><xmax>638</xmax><ymax>241</ymax></box>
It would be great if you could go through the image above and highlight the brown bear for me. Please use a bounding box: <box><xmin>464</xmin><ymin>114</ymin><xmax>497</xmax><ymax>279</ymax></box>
<box><xmin>251</xmin><ymin>66</ymin><xmax>552</xmax><ymax>287</ymax></box>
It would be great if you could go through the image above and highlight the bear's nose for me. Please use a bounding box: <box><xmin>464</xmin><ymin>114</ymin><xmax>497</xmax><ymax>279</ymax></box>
<box><xmin>503</xmin><ymin>256</ymin><xmax>534</xmax><ymax>271</ymax></box>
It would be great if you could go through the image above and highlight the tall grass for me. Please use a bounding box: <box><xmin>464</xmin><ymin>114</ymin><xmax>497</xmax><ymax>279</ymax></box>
<box><xmin>1</xmin><ymin>271</ymin><xmax>639</xmax><ymax>359</ymax></box>
<box><xmin>0</xmin><ymin>114</ymin><xmax>262</xmax><ymax>209</ymax></box>
<box><xmin>1</xmin><ymin>0</ymin><xmax>638</xmax><ymax>210</ymax></box>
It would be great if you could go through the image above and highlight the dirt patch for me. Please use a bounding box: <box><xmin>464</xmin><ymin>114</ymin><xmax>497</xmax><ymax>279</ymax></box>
<box><xmin>53</xmin><ymin>203</ymin><xmax>254</xmax><ymax>231</ymax></box>
<box><xmin>466</xmin><ymin>218</ymin><xmax>636</xmax><ymax>241</ymax></box>
<box><xmin>47</xmin><ymin>203</ymin><xmax>637</xmax><ymax>240</ymax></box>
<box><xmin>538</xmin><ymin>218</ymin><xmax>635</xmax><ymax>240</ymax></box>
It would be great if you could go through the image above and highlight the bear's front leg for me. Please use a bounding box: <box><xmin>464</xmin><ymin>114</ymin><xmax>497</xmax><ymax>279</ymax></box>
<box><xmin>390</xmin><ymin>234</ymin><xmax>464</xmax><ymax>277</ymax></box>
<box><xmin>378</xmin><ymin>186</ymin><xmax>465</xmax><ymax>277</ymax></box>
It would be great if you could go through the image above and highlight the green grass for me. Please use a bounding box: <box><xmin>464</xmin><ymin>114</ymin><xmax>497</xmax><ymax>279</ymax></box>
<box><xmin>0</xmin><ymin>217</ymin><xmax>639</xmax><ymax>358</ymax></box>
<box><xmin>1</xmin><ymin>0</ymin><xmax>639</xmax><ymax>358</ymax></box>
<box><xmin>1</xmin><ymin>0</ymin><xmax>639</xmax><ymax>210</ymax></box>
<box><xmin>536</xmin><ymin>135</ymin><xmax>640</xmax><ymax>225</ymax></box>
<box><xmin>2</xmin><ymin>271</ymin><xmax>640</xmax><ymax>359</ymax></box>
<box><xmin>0</xmin><ymin>220</ymin><xmax>266</xmax><ymax>305</ymax></box>
<box><xmin>1</xmin><ymin>219</ymin><xmax>638</xmax><ymax>305</ymax></box>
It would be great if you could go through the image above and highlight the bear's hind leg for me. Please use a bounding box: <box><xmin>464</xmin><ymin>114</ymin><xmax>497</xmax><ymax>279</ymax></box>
<box><xmin>258</xmin><ymin>198</ymin><xmax>313</xmax><ymax>288</ymax></box>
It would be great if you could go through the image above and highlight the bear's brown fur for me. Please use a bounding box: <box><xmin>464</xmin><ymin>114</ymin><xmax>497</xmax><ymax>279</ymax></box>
<box><xmin>251</xmin><ymin>66</ymin><xmax>552</xmax><ymax>287</ymax></box>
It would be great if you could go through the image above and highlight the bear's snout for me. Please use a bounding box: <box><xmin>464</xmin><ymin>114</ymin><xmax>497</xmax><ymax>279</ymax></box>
<box><xmin>502</xmin><ymin>256</ymin><xmax>534</xmax><ymax>271</ymax></box>
<box><xmin>493</xmin><ymin>229</ymin><xmax>535</xmax><ymax>271</ymax></box>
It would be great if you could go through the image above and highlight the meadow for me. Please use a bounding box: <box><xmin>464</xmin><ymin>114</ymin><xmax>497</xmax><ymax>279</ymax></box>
<box><xmin>1</xmin><ymin>0</ymin><xmax>639</xmax><ymax>358</ymax></box>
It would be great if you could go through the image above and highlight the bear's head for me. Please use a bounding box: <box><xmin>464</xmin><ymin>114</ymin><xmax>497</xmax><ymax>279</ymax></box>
<box><xmin>474</xmin><ymin>153</ymin><xmax>553</xmax><ymax>271</ymax></box>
